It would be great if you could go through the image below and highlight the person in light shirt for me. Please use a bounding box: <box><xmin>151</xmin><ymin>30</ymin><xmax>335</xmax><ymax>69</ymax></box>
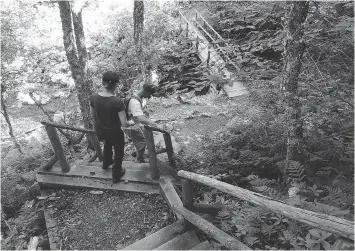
<box><xmin>124</xmin><ymin>77</ymin><xmax>159</xmax><ymax>163</ymax></box>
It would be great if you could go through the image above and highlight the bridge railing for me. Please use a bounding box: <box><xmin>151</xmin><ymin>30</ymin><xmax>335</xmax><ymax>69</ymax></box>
<box><xmin>40</xmin><ymin>121</ymin><xmax>103</xmax><ymax>173</ymax></box>
<box><xmin>41</xmin><ymin>121</ymin><xmax>176</xmax><ymax>180</ymax></box>
<box><xmin>177</xmin><ymin>170</ymin><xmax>354</xmax><ymax>248</ymax></box>
<box><xmin>143</xmin><ymin>125</ymin><xmax>175</xmax><ymax>180</ymax></box>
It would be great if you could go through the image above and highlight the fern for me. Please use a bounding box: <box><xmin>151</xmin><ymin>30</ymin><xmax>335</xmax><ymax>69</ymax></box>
<box><xmin>287</xmin><ymin>160</ymin><xmax>306</xmax><ymax>183</ymax></box>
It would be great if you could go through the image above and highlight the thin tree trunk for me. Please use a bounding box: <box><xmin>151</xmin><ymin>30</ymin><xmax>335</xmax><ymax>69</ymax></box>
<box><xmin>133</xmin><ymin>0</ymin><xmax>146</xmax><ymax>79</ymax></box>
<box><xmin>133</xmin><ymin>0</ymin><xmax>144</xmax><ymax>45</ymax></box>
<box><xmin>281</xmin><ymin>1</ymin><xmax>309</xmax><ymax>181</ymax></box>
<box><xmin>58</xmin><ymin>1</ymin><xmax>93</xmax><ymax>148</ymax></box>
<box><xmin>1</xmin><ymin>87</ymin><xmax>23</xmax><ymax>154</ymax></box>
<box><xmin>72</xmin><ymin>9</ymin><xmax>93</xmax><ymax>131</ymax></box>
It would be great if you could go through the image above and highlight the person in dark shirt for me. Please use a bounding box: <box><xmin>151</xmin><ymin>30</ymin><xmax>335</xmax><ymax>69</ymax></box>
<box><xmin>90</xmin><ymin>71</ymin><xmax>133</xmax><ymax>183</ymax></box>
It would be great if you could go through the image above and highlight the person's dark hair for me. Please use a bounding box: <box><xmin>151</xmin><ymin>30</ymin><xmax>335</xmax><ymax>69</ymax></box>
<box><xmin>142</xmin><ymin>82</ymin><xmax>156</xmax><ymax>94</ymax></box>
<box><xmin>102</xmin><ymin>71</ymin><xmax>120</xmax><ymax>90</ymax></box>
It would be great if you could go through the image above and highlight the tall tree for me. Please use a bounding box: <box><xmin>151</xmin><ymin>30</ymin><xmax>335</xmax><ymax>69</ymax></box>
<box><xmin>133</xmin><ymin>0</ymin><xmax>146</xmax><ymax>79</ymax></box>
<box><xmin>58</xmin><ymin>1</ymin><xmax>93</xmax><ymax>135</ymax></box>
<box><xmin>281</xmin><ymin>1</ymin><xmax>309</xmax><ymax>185</ymax></box>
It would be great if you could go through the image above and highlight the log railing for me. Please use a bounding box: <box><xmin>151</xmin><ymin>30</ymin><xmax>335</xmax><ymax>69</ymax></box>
<box><xmin>178</xmin><ymin>170</ymin><xmax>354</xmax><ymax>242</ymax></box>
<box><xmin>41</xmin><ymin>121</ymin><xmax>103</xmax><ymax>173</ymax></box>
<box><xmin>143</xmin><ymin>125</ymin><xmax>175</xmax><ymax>180</ymax></box>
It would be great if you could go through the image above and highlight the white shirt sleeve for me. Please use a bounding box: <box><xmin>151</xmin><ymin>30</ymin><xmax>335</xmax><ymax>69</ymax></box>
<box><xmin>128</xmin><ymin>98</ymin><xmax>144</xmax><ymax>117</ymax></box>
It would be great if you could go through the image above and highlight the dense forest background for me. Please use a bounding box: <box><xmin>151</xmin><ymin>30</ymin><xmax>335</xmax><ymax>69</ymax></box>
<box><xmin>1</xmin><ymin>0</ymin><xmax>354</xmax><ymax>250</ymax></box>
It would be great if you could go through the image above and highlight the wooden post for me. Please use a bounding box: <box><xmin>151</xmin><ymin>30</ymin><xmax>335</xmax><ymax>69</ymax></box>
<box><xmin>45</xmin><ymin>126</ymin><xmax>70</xmax><ymax>173</ymax></box>
<box><xmin>90</xmin><ymin>132</ymin><xmax>103</xmax><ymax>161</ymax></box>
<box><xmin>182</xmin><ymin>179</ymin><xmax>194</xmax><ymax>228</ymax></box>
<box><xmin>195</xmin><ymin>11</ymin><xmax>197</xmax><ymax>22</ymax></box>
<box><xmin>163</xmin><ymin>133</ymin><xmax>175</xmax><ymax>166</ymax></box>
<box><xmin>143</xmin><ymin>128</ymin><xmax>160</xmax><ymax>180</ymax></box>
<box><xmin>207</xmin><ymin>46</ymin><xmax>210</xmax><ymax>67</ymax></box>
<box><xmin>179</xmin><ymin>14</ymin><xmax>182</xmax><ymax>33</ymax></box>
<box><xmin>186</xmin><ymin>22</ymin><xmax>189</xmax><ymax>37</ymax></box>
<box><xmin>40</xmin><ymin>155</ymin><xmax>58</xmax><ymax>171</ymax></box>
<box><xmin>196</xmin><ymin>36</ymin><xmax>199</xmax><ymax>52</ymax></box>
<box><xmin>88</xmin><ymin>152</ymin><xmax>98</xmax><ymax>163</ymax></box>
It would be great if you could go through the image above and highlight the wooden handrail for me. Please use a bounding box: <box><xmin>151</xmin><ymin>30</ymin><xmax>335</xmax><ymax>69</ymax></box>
<box><xmin>144</xmin><ymin>125</ymin><xmax>169</xmax><ymax>134</ymax></box>
<box><xmin>144</xmin><ymin>125</ymin><xmax>176</xmax><ymax>167</ymax></box>
<box><xmin>195</xmin><ymin>9</ymin><xmax>225</xmax><ymax>41</ymax></box>
<box><xmin>178</xmin><ymin>170</ymin><xmax>354</xmax><ymax>241</ymax></box>
<box><xmin>41</xmin><ymin>121</ymin><xmax>94</xmax><ymax>133</ymax></box>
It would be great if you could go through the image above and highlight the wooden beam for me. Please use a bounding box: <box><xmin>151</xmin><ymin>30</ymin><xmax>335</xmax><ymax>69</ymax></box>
<box><xmin>182</xmin><ymin>179</ymin><xmax>194</xmax><ymax>229</ymax></box>
<box><xmin>45</xmin><ymin>126</ymin><xmax>70</xmax><ymax>173</ymax></box>
<box><xmin>88</xmin><ymin>152</ymin><xmax>98</xmax><ymax>163</ymax></box>
<box><xmin>178</xmin><ymin>170</ymin><xmax>354</xmax><ymax>241</ymax></box>
<box><xmin>41</xmin><ymin>121</ymin><xmax>94</xmax><ymax>133</ymax></box>
<box><xmin>89</xmin><ymin>132</ymin><xmax>102</xmax><ymax>161</ymax></box>
<box><xmin>159</xmin><ymin>178</ymin><xmax>183</xmax><ymax>220</ymax></box>
<box><xmin>192</xmin><ymin>202</ymin><xmax>222</xmax><ymax>215</ymax></box>
<box><xmin>163</xmin><ymin>133</ymin><xmax>175</xmax><ymax>166</ymax></box>
<box><xmin>143</xmin><ymin>128</ymin><xmax>159</xmax><ymax>180</ymax></box>
<box><xmin>171</xmin><ymin>202</ymin><xmax>250</xmax><ymax>250</ymax></box>
<box><xmin>36</xmin><ymin>173</ymin><xmax>160</xmax><ymax>194</ymax></box>
<box><xmin>39</xmin><ymin>155</ymin><xmax>58</xmax><ymax>171</ymax></box>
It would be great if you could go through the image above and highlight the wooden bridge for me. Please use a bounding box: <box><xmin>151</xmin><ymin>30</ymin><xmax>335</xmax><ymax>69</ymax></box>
<box><xmin>178</xmin><ymin>9</ymin><xmax>249</xmax><ymax>98</ymax></box>
<box><xmin>37</xmin><ymin>120</ymin><xmax>354</xmax><ymax>250</ymax></box>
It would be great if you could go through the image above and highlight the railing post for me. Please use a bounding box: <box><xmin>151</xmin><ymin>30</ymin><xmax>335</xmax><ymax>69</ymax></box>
<box><xmin>45</xmin><ymin>125</ymin><xmax>70</xmax><ymax>173</ymax></box>
<box><xmin>179</xmin><ymin>13</ymin><xmax>182</xmax><ymax>33</ymax></box>
<box><xmin>195</xmin><ymin>11</ymin><xmax>197</xmax><ymax>22</ymax></box>
<box><xmin>90</xmin><ymin>132</ymin><xmax>103</xmax><ymax>161</ymax></box>
<box><xmin>163</xmin><ymin>133</ymin><xmax>175</xmax><ymax>166</ymax></box>
<box><xmin>143</xmin><ymin>128</ymin><xmax>160</xmax><ymax>180</ymax></box>
<box><xmin>196</xmin><ymin>36</ymin><xmax>199</xmax><ymax>53</ymax></box>
<box><xmin>186</xmin><ymin>22</ymin><xmax>189</xmax><ymax>37</ymax></box>
<box><xmin>182</xmin><ymin>179</ymin><xmax>194</xmax><ymax>228</ymax></box>
<box><xmin>207</xmin><ymin>45</ymin><xmax>210</xmax><ymax>67</ymax></box>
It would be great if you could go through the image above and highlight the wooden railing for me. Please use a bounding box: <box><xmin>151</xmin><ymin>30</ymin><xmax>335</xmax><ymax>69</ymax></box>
<box><xmin>143</xmin><ymin>125</ymin><xmax>175</xmax><ymax>180</ymax></box>
<box><xmin>192</xmin><ymin>10</ymin><xmax>240</xmax><ymax>71</ymax></box>
<box><xmin>40</xmin><ymin>121</ymin><xmax>102</xmax><ymax>173</ymax></box>
<box><xmin>177</xmin><ymin>170</ymin><xmax>354</xmax><ymax>246</ymax></box>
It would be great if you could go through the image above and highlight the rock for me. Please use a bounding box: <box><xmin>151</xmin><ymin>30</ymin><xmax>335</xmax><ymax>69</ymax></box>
<box><xmin>53</xmin><ymin>111</ymin><xmax>64</xmax><ymax>123</ymax></box>
<box><xmin>153</xmin><ymin>133</ymin><xmax>182</xmax><ymax>155</ymax></box>
<box><xmin>20</xmin><ymin>171</ymin><xmax>36</xmax><ymax>183</ymax></box>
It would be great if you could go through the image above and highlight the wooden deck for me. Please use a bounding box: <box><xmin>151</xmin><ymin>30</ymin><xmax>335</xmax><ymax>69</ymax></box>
<box><xmin>37</xmin><ymin>160</ymin><xmax>179</xmax><ymax>194</ymax></box>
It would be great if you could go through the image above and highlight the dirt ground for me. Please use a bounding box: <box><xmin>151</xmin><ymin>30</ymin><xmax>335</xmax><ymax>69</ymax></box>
<box><xmin>43</xmin><ymin>189</ymin><xmax>175</xmax><ymax>250</ymax></box>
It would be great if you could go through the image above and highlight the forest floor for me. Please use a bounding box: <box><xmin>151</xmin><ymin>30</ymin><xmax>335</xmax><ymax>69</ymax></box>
<box><xmin>1</xmin><ymin>89</ymin><xmax>254</xmax><ymax>250</ymax></box>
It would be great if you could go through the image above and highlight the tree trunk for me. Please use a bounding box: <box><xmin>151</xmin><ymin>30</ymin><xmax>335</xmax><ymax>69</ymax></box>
<box><xmin>1</xmin><ymin>86</ymin><xmax>23</xmax><ymax>154</ymax></box>
<box><xmin>281</xmin><ymin>1</ymin><xmax>309</xmax><ymax>182</ymax></box>
<box><xmin>133</xmin><ymin>0</ymin><xmax>144</xmax><ymax>45</ymax></box>
<box><xmin>133</xmin><ymin>0</ymin><xmax>146</xmax><ymax>80</ymax></box>
<box><xmin>58</xmin><ymin>1</ymin><xmax>93</xmax><ymax>148</ymax></box>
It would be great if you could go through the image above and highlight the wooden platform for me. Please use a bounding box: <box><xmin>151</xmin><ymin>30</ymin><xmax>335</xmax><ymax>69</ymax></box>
<box><xmin>37</xmin><ymin>160</ymin><xmax>179</xmax><ymax>194</ymax></box>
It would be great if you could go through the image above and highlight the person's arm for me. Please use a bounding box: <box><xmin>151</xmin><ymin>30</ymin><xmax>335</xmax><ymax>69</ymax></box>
<box><xmin>118</xmin><ymin>111</ymin><xmax>130</xmax><ymax>128</ymax></box>
<box><xmin>135</xmin><ymin>115</ymin><xmax>158</xmax><ymax>128</ymax></box>
<box><xmin>90</xmin><ymin>107</ymin><xmax>96</xmax><ymax>124</ymax></box>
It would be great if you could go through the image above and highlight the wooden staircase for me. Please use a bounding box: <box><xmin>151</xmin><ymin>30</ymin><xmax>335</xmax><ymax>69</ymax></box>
<box><xmin>123</xmin><ymin>220</ymin><xmax>213</xmax><ymax>250</ymax></box>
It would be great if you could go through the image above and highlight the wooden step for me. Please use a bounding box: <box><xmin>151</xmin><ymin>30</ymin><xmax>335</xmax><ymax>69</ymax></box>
<box><xmin>38</xmin><ymin>161</ymin><xmax>180</xmax><ymax>188</ymax></box>
<box><xmin>154</xmin><ymin>230</ymin><xmax>200</xmax><ymax>250</ymax></box>
<box><xmin>190</xmin><ymin>240</ymin><xmax>213</xmax><ymax>250</ymax></box>
<box><xmin>36</xmin><ymin>173</ymin><xmax>160</xmax><ymax>194</ymax></box>
<box><xmin>123</xmin><ymin>220</ymin><xmax>186</xmax><ymax>250</ymax></box>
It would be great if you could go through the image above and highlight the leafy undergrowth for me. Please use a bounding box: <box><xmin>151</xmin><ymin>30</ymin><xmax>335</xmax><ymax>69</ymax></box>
<box><xmin>1</xmin><ymin>143</ymin><xmax>52</xmax><ymax>250</ymax></box>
